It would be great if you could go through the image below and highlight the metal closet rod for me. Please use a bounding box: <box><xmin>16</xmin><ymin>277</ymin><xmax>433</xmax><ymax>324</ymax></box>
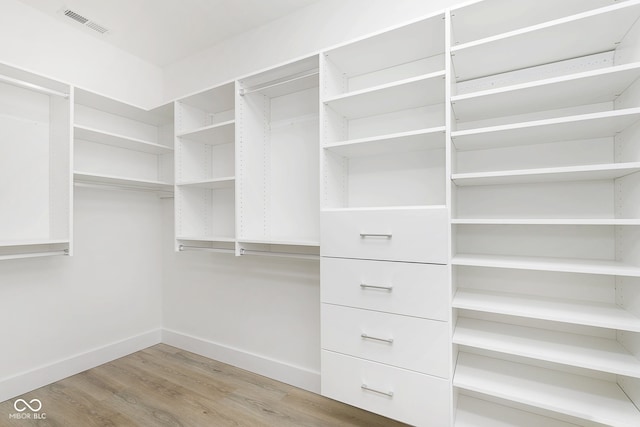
<box><xmin>238</xmin><ymin>68</ymin><xmax>319</xmax><ymax>96</ymax></box>
<box><xmin>0</xmin><ymin>74</ymin><xmax>69</xmax><ymax>98</ymax></box>
<box><xmin>240</xmin><ymin>248</ymin><xmax>319</xmax><ymax>260</ymax></box>
<box><xmin>0</xmin><ymin>249</ymin><xmax>68</xmax><ymax>261</ymax></box>
<box><xmin>179</xmin><ymin>245</ymin><xmax>235</xmax><ymax>254</ymax></box>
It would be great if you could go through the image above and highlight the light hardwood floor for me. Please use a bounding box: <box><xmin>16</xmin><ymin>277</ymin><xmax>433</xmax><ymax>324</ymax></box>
<box><xmin>0</xmin><ymin>344</ymin><xmax>409</xmax><ymax>426</ymax></box>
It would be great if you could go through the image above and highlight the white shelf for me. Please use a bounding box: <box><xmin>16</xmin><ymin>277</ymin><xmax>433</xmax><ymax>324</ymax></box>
<box><xmin>451</xmin><ymin>108</ymin><xmax>640</xmax><ymax>151</ymax></box>
<box><xmin>454</xmin><ymin>317</ymin><xmax>640</xmax><ymax>377</ymax></box>
<box><xmin>0</xmin><ymin>239</ymin><xmax>69</xmax><ymax>248</ymax></box>
<box><xmin>454</xmin><ymin>352</ymin><xmax>640</xmax><ymax>427</ymax></box>
<box><xmin>455</xmin><ymin>394</ymin><xmax>578</xmax><ymax>427</ymax></box>
<box><xmin>74</xmin><ymin>125</ymin><xmax>173</xmax><ymax>154</ymax></box>
<box><xmin>452</xmin><ymin>162</ymin><xmax>640</xmax><ymax>186</ymax></box>
<box><xmin>176</xmin><ymin>120</ymin><xmax>235</xmax><ymax>144</ymax></box>
<box><xmin>74</xmin><ymin>171</ymin><xmax>173</xmax><ymax>192</ymax></box>
<box><xmin>451</xmin><ymin>1</ymin><xmax>640</xmax><ymax>80</ymax></box>
<box><xmin>176</xmin><ymin>177</ymin><xmax>235</xmax><ymax>189</ymax></box>
<box><xmin>324</xmin><ymin>127</ymin><xmax>445</xmax><ymax>158</ymax></box>
<box><xmin>452</xmin><ymin>63</ymin><xmax>640</xmax><ymax>122</ymax></box>
<box><xmin>176</xmin><ymin>236</ymin><xmax>235</xmax><ymax>243</ymax></box>
<box><xmin>452</xmin><ymin>253</ymin><xmax>640</xmax><ymax>277</ymax></box>
<box><xmin>324</xmin><ymin>71</ymin><xmax>445</xmax><ymax>119</ymax></box>
<box><xmin>321</xmin><ymin>205</ymin><xmax>447</xmax><ymax>213</ymax></box>
<box><xmin>238</xmin><ymin>238</ymin><xmax>320</xmax><ymax>247</ymax></box>
<box><xmin>453</xmin><ymin>288</ymin><xmax>640</xmax><ymax>332</ymax></box>
<box><xmin>452</xmin><ymin>218</ymin><xmax>640</xmax><ymax>225</ymax></box>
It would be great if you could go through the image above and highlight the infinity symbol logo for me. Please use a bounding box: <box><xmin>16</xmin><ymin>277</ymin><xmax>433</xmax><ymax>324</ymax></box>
<box><xmin>13</xmin><ymin>399</ymin><xmax>42</xmax><ymax>412</ymax></box>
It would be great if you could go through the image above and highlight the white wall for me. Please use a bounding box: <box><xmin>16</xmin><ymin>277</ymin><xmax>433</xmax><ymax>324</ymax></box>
<box><xmin>0</xmin><ymin>187</ymin><xmax>163</xmax><ymax>401</ymax></box>
<box><xmin>0</xmin><ymin>0</ymin><xmax>163</xmax><ymax>108</ymax></box>
<box><xmin>163</xmin><ymin>0</ymin><xmax>459</xmax><ymax>100</ymax></box>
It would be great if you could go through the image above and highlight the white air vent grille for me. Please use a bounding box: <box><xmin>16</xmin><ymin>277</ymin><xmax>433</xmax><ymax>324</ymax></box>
<box><xmin>62</xmin><ymin>9</ymin><xmax>110</xmax><ymax>35</ymax></box>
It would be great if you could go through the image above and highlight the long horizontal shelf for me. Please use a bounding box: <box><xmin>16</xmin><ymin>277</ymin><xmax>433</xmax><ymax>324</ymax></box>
<box><xmin>324</xmin><ymin>71</ymin><xmax>445</xmax><ymax>119</ymax></box>
<box><xmin>452</xmin><ymin>162</ymin><xmax>640</xmax><ymax>186</ymax></box>
<box><xmin>176</xmin><ymin>177</ymin><xmax>235</xmax><ymax>189</ymax></box>
<box><xmin>176</xmin><ymin>120</ymin><xmax>235</xmax><ymax>144</ymax></box>
<box><xmin>74</xmin><ymin>171</ymin><xmax>173</xmax><ymax>192</ymax></box>
<box><xmin>452</xmin><ymin>218</ymin><xmax>640</xmax><ymax>225</ymax></box>
<box><xmin>324</xmin><ymin>127</ymin><xmax>445</xmax><ymax>157</ymax></box>
<box><xmin>454</xmin><ymin>317</ymin><xmax>640</xmax><ymax>377</ymax></box>
<box><xmin>176</xmin><ymin>236</ymin><xmax>235</xmax><ymax>243</ymax></box>
<box><xmin>0</xmin><ymin>239</ymin><xmax>69</xmax><ymax>248</ymax></box>
<box><xmin>452</xmin><ymin>253</ymin><xmax>640</xmax><ymax>277</ymax></box>
<box><xmin>451</xmin><ymin>1</ymin><xmax>640</xmax><ymax>81</ymax></box>
<box><xmin>452</xmin><ymin>62</ymin><xmax>640</xmax><ymax>122</ymax></box>
<box><xmin>451</xmin><ymin>108</ymin><xmax>640</xmax><ymax>151</ymax></box>
<box><xmin>453</xmin><ymin>288</ymin><xmax>640</xmax><ymax>332</ymax></box>
<box><xmin>74</xmin><ymin>125</ymin><xmax>173</xmax><ymax>154</ymax></box>
<box><xmin>238</xmin><ymin>238</ymin><xmax>320</xmax><ymax>247</ymax></box>
<box><xmin>454</xmin><ymin>352</ymin><xmax>640</xmax><ymax>427</ymax></box>
<box><xmin>455</xmin><ymin>394</ymin><xmax>580</xmax><ymax>427</ymax></box>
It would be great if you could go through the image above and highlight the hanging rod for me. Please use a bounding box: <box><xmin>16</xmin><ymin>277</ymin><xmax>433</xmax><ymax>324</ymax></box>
<box><xmin>0</xmin><ymin>74</ymin><xmax>69</xmax><ymax>98</ymax></box>
<box><xmin>179</xmin><ymin>245</ymin><xmax>235</xmax><ymax>254</ymax></box>
<box><xmin>74</xmin><ymin>181</ymin><xmax>174</xmax><ymax>195</ymax></box>
<box><xmin>0</xmin><ymin>249</ymin><xmax>68</xmax><ymax>261</ymax></box>
<box><xmin>239</xmin><ymin>248</ymin><xmax>319</xmax><ymax>260</ymax></box>
<box><xmin>239</xmin><ymin>68</ymin><xmax>319</xmax><ymax>96</ymax></box>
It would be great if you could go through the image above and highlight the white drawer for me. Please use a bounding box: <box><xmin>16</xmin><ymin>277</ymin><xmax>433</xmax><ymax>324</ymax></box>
<box><xmin>322</xmin><ymin>350</ymin><xmax>450</xmax><ymax>427</ymax></box>
<box><xmin>321</xmin><ymin>207</ymin><xmax>448</xmax><ymax>263</ymax></box>
<box><xmin>322</xmin><ymin>304</ymin><xmax>449</xmax><ymax>377</ymax></box>
<box><xmin>321</xmin><ymin>257</ymin><xmax>448</xmax><ymax>320</ymax></box>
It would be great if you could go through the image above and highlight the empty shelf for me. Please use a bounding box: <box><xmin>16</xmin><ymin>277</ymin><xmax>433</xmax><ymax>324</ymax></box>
<box><xmin>324</xmin><ymin>71</ymin><xmax>445</xmax><ymax>119</ymax></box>
<box><xmin>454</xmin><ymin>352</ymin><xmax>640</xmax><ymax>427</ymax></box>
<box><xmin>453</xmin><ymin>288</ymin><xmax>640</xmax><ymax>332</ymax></box>
<box><xmin>451</xmin><ymin>108</ymin><xmax>640</xmax><ymax>151</ymax></box>
<box><xmin>176</xmin><ymin>177</ymin><xmax>235</xmax><ymax>189</ymax></box>
<box><xmin>324</xmin><ymin>127</ymin><xmax>445</xmax><ymax>157</ymax></box>
<box><xmin>452</xmin><ymin>219</ymin><xmax>640</xmax><ymax>225</ymax></box>
<box><xmin>74</xmin><ymin>125</ymin><xmax>173</xmax><ymax>154</ymax></box>
<box><xmin>454</xmin><ymin>317</ymin><xmax>640</xmax><ymax>377</ymax></box>
<box><xmin>451</xmin><ymin>2</ymin><xmax>640</xmax><ymax>80</ymax></box>
<box><xmin>452</xmin><ymin>253</ymin><xmax>640</xmax><ymax>277</ymax></box>
<box><xmin>74</xmin><ymin>172</ymin><xmax>173</xmax><ymax>192</ymax></box>
<box><xmin>452</xmin><ymin>162</ymin><xmax>640</xmax><ymax>186</ymax></box>
<box><xmin>452</xmin><ymin>63</ymin><xmax>640</xmax><ymax>122</ymax></box>
<box><xmin>176</xmin><ymin>120</ymin><xmax>235</xmax><ymax>144</ymax></box>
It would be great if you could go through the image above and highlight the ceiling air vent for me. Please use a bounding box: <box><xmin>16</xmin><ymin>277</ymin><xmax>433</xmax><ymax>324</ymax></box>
<box><xmin>62</xmin><ymin>9</ymin><xmax>110</xmax><ymax>35</ymax></box>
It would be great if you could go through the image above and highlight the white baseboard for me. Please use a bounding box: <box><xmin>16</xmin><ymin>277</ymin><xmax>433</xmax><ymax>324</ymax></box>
<box><xmin>162</xmin><ymin>328</ymin><xmax>321</xmax><ymax>394</ymax></box>
<box><xmin>0</xmin><ymin>329</ymin><xmax>162</xmax><ymax>403</ymax></box>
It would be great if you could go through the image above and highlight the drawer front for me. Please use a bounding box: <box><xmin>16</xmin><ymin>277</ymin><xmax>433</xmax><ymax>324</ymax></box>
<box><xmin>322</xmin><ymin>350</ymin><xmax>450</xmax><ymax>427</ymax></box>
<box><xmin>321</xmin><ymin>207</ymin><xmax>448</xmax><ymax>263</ymax></box>
<box><xmin>321</xmin><ymin>257</ymin><xmax>448</xmax><ymax>320</ymax></box>
<box><xmin>322</xmin><ymin>304</ymin><xmax>449</xmax><ymax>377</ymax></box>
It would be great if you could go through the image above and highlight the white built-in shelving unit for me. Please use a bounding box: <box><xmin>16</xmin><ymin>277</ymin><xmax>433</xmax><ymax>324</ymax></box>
<box><xmin>450</xmin><ymin>0</ymin><xmax>640</xmax><ymax>425</ymax></box>
<box><xmin>0</xmin><ymin>63</ymin><xmax>72</xmax><ymax>260</ymax></box>
<box><xmin>73</xmin><ymin>88</ymin><xmax>174</xmax><ymax>192</ymax></box>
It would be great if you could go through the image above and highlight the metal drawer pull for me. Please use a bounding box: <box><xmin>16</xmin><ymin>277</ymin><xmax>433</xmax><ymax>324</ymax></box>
<box><xmin>360</xmin><ymin>233</ymin><xmax>392</xmax><ymax>238</ymax></box>
<box><xmin>361</xmin><ymin>384</ymin><xmax>394</xmax><ymax>398</ymax></box>
<box><xmin>361</xmin><ymin>333</ymin><xmax>394</xmax><ymax>344</ymax></box>
<box><xmin>360</xmin><ymin>283</ymin><xmax>393</xmax><ymax>291</ymax></box>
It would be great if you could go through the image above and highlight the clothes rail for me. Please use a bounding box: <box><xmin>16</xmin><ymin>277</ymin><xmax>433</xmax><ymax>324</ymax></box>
<box><xmin>179</xmin><ymin>245</ymin><xmax>235</xmax><ymax>254</ymax></box>
<box><xmin>0</xmin><ymin>250</ymin><xmax>68</xmax><ymax>261</ymax></box>
<box><xmin>238</xmin><ymin>69</ymin><xmax>319</xmax><ymax>96</ymax></box>
<box><xmin>0</xmin><ymin>74</ymin><xmax>69</xmax><ymax>98</ymax></box>
<box><xmin>239</xmin><ymin>248</ymin><xmax>319</xmax><ymax>260</ymax></box>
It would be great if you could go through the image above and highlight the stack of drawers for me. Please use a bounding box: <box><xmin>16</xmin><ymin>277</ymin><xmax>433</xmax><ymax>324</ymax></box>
<box><xmin>320</xmin><ymin>207</ymin><xmax>450</xmax><ymax>426</ymax></box>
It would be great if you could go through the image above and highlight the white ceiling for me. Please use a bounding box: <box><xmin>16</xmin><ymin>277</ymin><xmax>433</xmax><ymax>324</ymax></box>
<box><xmin>17</xmin><ymin>0</ymin><xmax>324</xmax><ymax>66</ymax></box>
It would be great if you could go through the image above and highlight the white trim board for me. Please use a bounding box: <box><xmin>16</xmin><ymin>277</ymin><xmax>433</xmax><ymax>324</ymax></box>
<box><xmin>161</xmin><ymin>329</ymin><xmax>321</xmax><ymax>394</ymax></box>
<box><xmin>0</xmin><ymin>329</ymin><xmax>162</xmax><ymax>403</ymax></box>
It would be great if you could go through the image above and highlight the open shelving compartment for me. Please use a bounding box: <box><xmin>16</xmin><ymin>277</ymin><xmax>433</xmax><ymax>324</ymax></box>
<box><xmin>175</xmin><ymin>82</ymin><xmax>236</xmax><ymax>252</ymax></box>
<box><xmin>73</xmin><ymin>88</ymin><xmax>174</xmax><ymax>193</ymax></box>
<box><xmin>449</xmin><ymin>0</ymin><xmax>640</xmax><ymax>425</ymax></box>
<box><xmin>0</xmin><ymin>63</ymin><xmax>72</xmax><ymax>260</ymax></box>
<box><xmin>321</xmin><ymin>12</ymin><xmax>447</xmax><ymax>211</ymax></box>
<box><xmin>236</xmin><ymin>55</ymin><xmax>320</xmax><ymax>259</ymax></box>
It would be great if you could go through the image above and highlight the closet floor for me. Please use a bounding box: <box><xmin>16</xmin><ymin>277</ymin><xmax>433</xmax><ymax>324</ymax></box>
<box><xmin>0</xmin><ymin>344</ymin><xmax>407</xmax><ymax>426</ymax></box>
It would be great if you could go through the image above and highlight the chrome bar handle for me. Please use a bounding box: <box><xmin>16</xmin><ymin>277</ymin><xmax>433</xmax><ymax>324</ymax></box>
<box><xmin>361</xmin><ymin>384</ymin><xmax>394</xmax><ymax>398</ymax></box>
<box><xmin>359</xmin><ymin>233</ymin><xmax>392</xmax><ymax>238</ymax></box>
<box><xmin>360</xmin><ymin>283</ymin><xmax>393</xmax><ymax>291</ymax></box>
<box><xmin>361</xmin><ymin>333</ymin><xmax>394</xmax><ymax>344</ymax></box>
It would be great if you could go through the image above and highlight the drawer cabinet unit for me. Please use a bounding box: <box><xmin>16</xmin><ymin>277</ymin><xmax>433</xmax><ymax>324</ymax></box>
<box><xmin>322</xmin><ymin>351</ymin><xmax>450</xmax><ymax>427</ymax></box>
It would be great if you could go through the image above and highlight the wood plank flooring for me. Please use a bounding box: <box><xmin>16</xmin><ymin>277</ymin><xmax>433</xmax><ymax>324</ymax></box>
<box><xmin>0</xmin><ymin>344</ymin><xmax>409</xmax><ymax>426</ymax></box>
